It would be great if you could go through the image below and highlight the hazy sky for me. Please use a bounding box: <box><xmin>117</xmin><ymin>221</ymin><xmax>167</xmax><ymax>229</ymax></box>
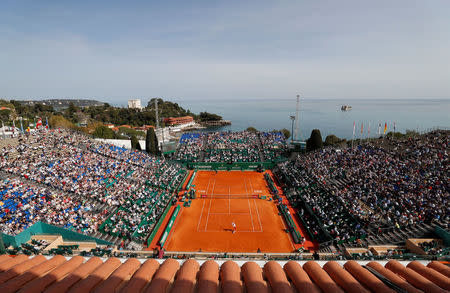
<box><xmin>1</xmin><ymin>0</ymin><xmax>449</xmax><ymax>102</ymax></box>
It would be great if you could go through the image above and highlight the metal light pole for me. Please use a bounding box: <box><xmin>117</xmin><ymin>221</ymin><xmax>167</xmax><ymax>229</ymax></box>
<box><xmin>294</xmin><ymin>94</ymin><xmax>300</xmax><ymax>141</ymax></box>
<box><xmin>290</xmin><ymin>115</ymin><xmax>295</xmax><ymax>143</ymax></box>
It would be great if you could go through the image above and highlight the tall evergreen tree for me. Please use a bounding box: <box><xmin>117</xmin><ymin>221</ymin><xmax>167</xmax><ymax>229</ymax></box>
<box><xmin>306</xmin><ymin>129</ymin><xmax>323</xmax><ymax>152</ymax></box>
<box><xmin>146</xmin><ymin>128</ymin><xmax>158</xmax><ymax>154</ymax></box>
<box><xmin>131</xmin><ymin>135</ymin><xmax>139</xmax><ymax>150</ymax></box>
<box><xmin>152</xmin><ymin>128</ymin><xmax>160</xmax><ymax>155</ymax></box>
<box><xmin>145</xmin><ymin>129</ymin><xmax>153</xmax><ymax>153</ymax></box>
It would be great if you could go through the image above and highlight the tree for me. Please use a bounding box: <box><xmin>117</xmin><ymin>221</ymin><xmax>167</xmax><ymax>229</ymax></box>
<box><xmin>147</xmin><ymin>128</ymin><xmax>160</xmax><ymax>155</ymax></box>
<box><xmin>246</xmin><ymin>127</ymin><xmax>257</xmax><ymax>132</ymax></box>
<box><xmin>93</xmin><ymin>125</ymin><xmax>115</xmax><ymax>139</ymax></box>
<box><xmin>324</xmin><ymin>134</ymin><xmax>341</xmax><ymax>146</ymax></box>
<box><xmin>199</xmin><ymin>112</ymin><xmax>222</xmax><ymax>121</ymax></box>
<box><xmin>0</xmin><ymin>109</ymin><xmax>11</xmax><ymax>121</ymax></box>
<box><xmin>280</xmin><ymin>128</ymin><xmax>290</xmax><ymax>140</ymax></box>
<box><xmin>49</xmin><ymin>115</ymin><xmax>76</xmax><ymax>129</ymax></box>
<box><xmin>145</xmin><ymin>128</ymin><xmax>155</xmax><ymax>154</ymax></box>
<box><xmin>306</xmin><ymin>129</ymin><xmax>323</xmax><ymax>152</ymax></box>
<box><xmin>130</xmin><ymin>135</ymin><xmax>140</xmax><ymax>150</ymax></box>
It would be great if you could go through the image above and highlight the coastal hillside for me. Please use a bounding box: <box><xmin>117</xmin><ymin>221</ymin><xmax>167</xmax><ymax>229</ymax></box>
<box><xmin>2</xmin><ymin>98</ymin><xmax>226</xmax><ymax>128</ymax></box>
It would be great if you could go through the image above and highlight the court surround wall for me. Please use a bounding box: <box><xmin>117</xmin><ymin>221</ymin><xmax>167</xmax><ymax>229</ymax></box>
<box><xmin>1</xmin><ymin>221</ymin><xmax>112</xmax><ymax>249</ymax></box>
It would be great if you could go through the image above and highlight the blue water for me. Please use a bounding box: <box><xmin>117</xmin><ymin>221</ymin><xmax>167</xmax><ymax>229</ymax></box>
<box><xmin>171</xmin><ymin>98</ymin><xmax>450</xmax><ymax>140</ymax></box>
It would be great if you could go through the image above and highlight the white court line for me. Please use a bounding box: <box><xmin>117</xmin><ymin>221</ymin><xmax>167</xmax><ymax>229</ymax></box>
<box><xmin>204</xmin><ymin>178</ymin><xmax>216</xmax><ymax>231</ymax></box>
<box><xmin>205</xmin><ymin>178</ymin><xmax>211</xmax><ymax>194</ymax></box>
<box><xmin>197</xmin><ymin>178</ymin><xmax>212</xmax><ymax>231</ymax></box>
<box><xmin>209</xmin><ymin>212</ymin><xmax>249</xmax><ymax>215</ymax></box>
<box><xmin>198</xmin><ymin>230</ymin><xmax>264</xmax><ymax>233</ymax></box>
<box><xmin>247</xmin><ymin>178</ymin><xmax>263</xmax><ymax>232</ymax></box>
<box><xmin>249</xmin><ymin>177</ymin><xmax>255</xmax><ymax>194</ymax></box>
<box><xmin>253</xmin><ymin>199</ymin><xmax>263</xmax><ymax>232</ymax></box>
<box><xmin>196</xmin><ymin>199</ymin><xmax>206</xmax><ymax>232</ymax></box>
<box><xmin>244</xmin><ymin>178</ymin><xmax>255</xmax><ymax>232</ymax></box>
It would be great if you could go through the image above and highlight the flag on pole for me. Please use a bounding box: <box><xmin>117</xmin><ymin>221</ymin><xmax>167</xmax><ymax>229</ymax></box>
<box><xmin>361</xmin><ymin>122</ymin><xmax>363</xmax><ymax>134</ymax></box>
<box><xmin>383</xmin><ymin>122</ymin><xmax>388</xmax><ymax>134</ymax></box>
<box><xmin>45</xmin><ymin>117</ymin><xmax>49</xmax><ymax>130</ymax></box>
<box><xmin>12</xmin><ymin>120</ymin><xmax>15</xmax><ymax>135</ymax></box>
<box><xmin>378</xmin><ymin>123</ymin><xmax>381</xmax><ymax>135</ymax></box>
<box><xmin>352</xmin><ymin>121</ymin><xmax>356</xmax><ymax>137</ymax></box>
<box><xmin>2</xmin><ymin>121</ymin><xmax>5</xmax><ymax>138</ymax></box>
<box><xmin>36</xmin><ymin>118</ymin><xmax>43</xmax><ymax>129</ymax></box>
<box><xmin>393</xmin><ymin>122</ymin><xmax>396</xmax><ymax>133</ymax></box>
<box><xmin>368</xmin><ymin>122</ymin><xmax>370</xmax><ymax>137</ymax></box>
<box><xmin>20</xmin><ymin>119</ymin><xmax>24</xmax><ymax>135</ymax></box>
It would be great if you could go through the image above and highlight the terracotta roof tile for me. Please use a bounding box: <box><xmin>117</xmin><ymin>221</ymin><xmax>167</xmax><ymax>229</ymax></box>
<box><xmin>303</xmin><ymin>260</ymin><xmax>344</xmax><ymax>293</ymax></box>
<box><xmin>67</xmin><ymin>257</ymin><xmax>121</xmax><ymax>293</ymax></box>
<box><xmin>44</xmin><ymin>256</ymin><xmax>103</xmax><ymax>293</ymax></box>
<box><xmin>241</xmin><ymin>261</ymin><xmax>269</xmax><ymax>293</ymax></box>
<box><xmin>18</xmin><ymin>256</ymin><xmax>85</xmax><ymax>293</ymax></box>
<box><xmin>428</xmin><ymin>261</ymin><xmax>450</xmax><ymax>278</ymax></box>
<box><xmin>93</xmin><ymin>258</ymin><xmax>141</xmax><ymax>293</ymax></box>
<box><xmin>385</xmin><ymin>260</ymin><xmax>446</xmax><ymax>293</ymax></box>
<box><xmin>143</xmin><ymin>258</ymin><xmax>179</xmax><ymax>293</ymax></box>
<box><xmin>0</xmin><ymin>255</ymin><xmax>448</xmax><ymax>293</ymax></box>
<box><xmin>0</xmin><ymin>255</ymin><xmax>29</xmax><ymax>274</ymax></box>
<box><xmin>407</xmin><ymin>261</ymin><xmax>450</xmax><ymax>291</ymax></box>
<box><xmin>263</xmin><ymin>261</ymin><xmax>295</xmax><ymax>293</ymax></box>
<box><xmin>0</xmin><ymin>255</ymin><xmax>66</xmax><ymax>293</ymax></box>
<box><xmin>0</xmin><ymin>255</ymin><xmax>12</xmax><ymax>264</ymax></box>
<box><xmin>323</xmin><ymin>261</ymin><xmax>370</xmax><ymax>293</ymax></box>
<box><xmin>171</xmin><ymin>259</ymin><xmax>199</xmax><ymax>293</ymax></box>
<box><xmin>343</xmin><ymin>260</ymin><xmax>395</xmax><ymax>293</ymax></box>
<box><xmin>197</xmin><ymin>260</ymin><xmax>219</xmax><ymax>293</ymax></box>
<box><xmin>0</xmin><ymin>255</ymin><xmax>46</xmax><ymax>284</ymax></box>
<box><xmin>366</xmin><ymin>261</ymin><xmax>424</xmax><ymax>293</ymax></box>
<box><xmin>118</xmin><ymin>259</ymin><xmax>159</xmax><ymax>293</ymax></box>
<box><xmin>220</xmin><ymin>260</ymin><xmax>242</xmax><ymax>293</ymax></box>
<box><xmin>283</xmin><ymin>261</ymin><xmax>321</xmax><ymax>293</ymax></box>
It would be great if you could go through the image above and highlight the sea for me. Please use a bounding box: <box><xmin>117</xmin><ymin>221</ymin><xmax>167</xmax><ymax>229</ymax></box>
<box><xmin>171</xmin><ymin>98</ymin><xmax>450</xmax><ymax>140</ymax></box>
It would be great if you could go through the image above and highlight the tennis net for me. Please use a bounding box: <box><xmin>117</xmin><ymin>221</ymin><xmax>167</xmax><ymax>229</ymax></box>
<box><xmin>198</xmin><ymin>194</ymin><xmax>260</xmax><ymax>199</ymax></box>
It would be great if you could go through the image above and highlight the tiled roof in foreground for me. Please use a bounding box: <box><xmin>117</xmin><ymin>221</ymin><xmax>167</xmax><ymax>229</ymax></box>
<box><xmin>0</xmin><ymin>255</ymin><xmax>449</xmax><ymax>293</ymax></box>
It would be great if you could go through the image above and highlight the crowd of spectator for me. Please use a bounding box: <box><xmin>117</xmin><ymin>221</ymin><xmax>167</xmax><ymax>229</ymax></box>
<box><xmin>276</xmin><ymin>163</ymin><xmax>366</xmax><ymax>243</ymax></box>
<box><xmin>260</xmin><ymin>132</ymin><xmax>288</xmax><ymax>161</ymax></box>
<box><xmin>0</xmin><ymin>176</ymin><xmax>106</xmax><ymax>236</ymax></box>
<box><xmin>175</xmin><ymin>133</ymin><xmax>205</xmax><ymax>162</ymax></box>
<box><xmin>0</xmin><ymin>129</ymin><xmax>187</xmax><ymax>244</ymax></box>
<box><xmin>275</xmin><ymin>130</ymin><xmax>449</xmax><ymax>244</ymax></box>
<box><xmin>175</xmin><ymin>130</ymin><xmax>287</xmax><ymax>163</ymax></box>
<box><xmin>419</xmin><ymin>240</ymin><xmax>449</xmax><ymax>256</ymax></box>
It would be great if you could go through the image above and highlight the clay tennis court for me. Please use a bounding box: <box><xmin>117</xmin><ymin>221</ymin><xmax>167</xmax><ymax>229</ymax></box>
<box><xmin>164</xmin><ymin>171</ymin><xmax>296</xmax><ymax>253</ymax></box>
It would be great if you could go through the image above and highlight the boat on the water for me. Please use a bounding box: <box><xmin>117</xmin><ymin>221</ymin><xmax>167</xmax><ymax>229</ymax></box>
<box><xmin>341</xmin><ymin>105</ymin><xmax>352</xmax><ymax>111</ymax></box>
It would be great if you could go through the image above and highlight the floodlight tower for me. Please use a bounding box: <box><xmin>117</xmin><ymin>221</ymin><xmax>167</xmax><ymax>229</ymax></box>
<box><xmin>294</xmin><ymin>94</ymin><xmax>300</xmax><ymax>141</ymax></box>
<box><xmin>155</xmin><ymin>99</ymin><xmax>159</xmax><ymax>129</ymax></box>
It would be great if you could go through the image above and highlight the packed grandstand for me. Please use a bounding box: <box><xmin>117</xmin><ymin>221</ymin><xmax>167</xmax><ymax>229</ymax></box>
<box><xmin>0</xmin><ymin>129</ymin><xmax>448</xmax><ymax>259</ymax></box>
<box><xmin>175</xmin><ymin>131</ymin><xmax>288</xmax><ymax>163</ymax></box>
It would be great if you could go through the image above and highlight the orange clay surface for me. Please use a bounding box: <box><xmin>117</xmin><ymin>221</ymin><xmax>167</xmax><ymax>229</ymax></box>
<box><xmin>161</xmin><ymin>171</ymin><xmax>308</xmax><ymax>253</ymax></box>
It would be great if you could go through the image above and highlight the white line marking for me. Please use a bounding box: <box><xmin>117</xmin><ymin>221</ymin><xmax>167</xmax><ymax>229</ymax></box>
<box><xmin>249</xmin><ymin>177</ymin><xmax>255</xmax><ymax>193</ymax></box>
<box><xmin>209</xmin><ymin>212</ymin><xmax>249</xmax><ymax>215</ymax></box>
<box><xmin>244</xmin><ymin>178</ymin><xmax>255</xmax><ymax>232</ymax></box>
<box><xmin>205</xmin><ymin>178</ymin><xmax>211</xmax><ymax>194</ymax></box>
<box><xmin>198</xmin><ymin>230</ymin><xmax>265</xmax><ymax>233</ymax></box>
<box><xmin>253</xmin><ymin>199</ymin><xmax>263</xmax><ymax>232</ymax></box>
<box><xmin>197</xmin><ymin>177</ymin><xmax>212</xmax><ymax>232</ymax></box>
<box><xmin>204</xmin><ymin>178</ymin><xmax>216</xmax><ymax>231</ymax></box>
<box><xmin>197</xmin><ymin>199</ymin><xmax>206</xmax><ymax>232</ymax></box>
